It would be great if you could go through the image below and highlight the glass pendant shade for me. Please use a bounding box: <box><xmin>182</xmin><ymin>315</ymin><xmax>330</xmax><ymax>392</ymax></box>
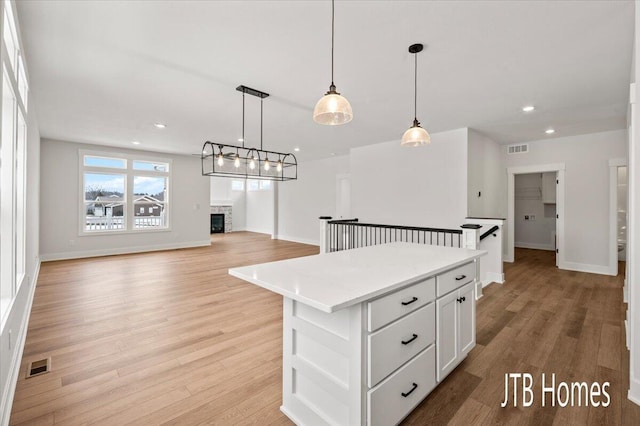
<box><xmin>401</xmin><ymin>122</ymin><xmax>431</xmax><ymax>147</ymax></box>
<box><xmin>313</xmin><ymin>89</ymin><xmax>353</xmax><ymax>125</ymax></box>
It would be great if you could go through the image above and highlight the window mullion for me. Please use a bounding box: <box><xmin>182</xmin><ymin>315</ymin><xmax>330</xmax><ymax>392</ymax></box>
<box><xmin>126</xmin><ymin>170</ymin><xmax>133</xmax><ymax>231</ymax></box>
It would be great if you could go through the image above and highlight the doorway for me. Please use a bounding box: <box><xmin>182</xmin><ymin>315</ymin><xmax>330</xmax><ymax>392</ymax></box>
<box><xmin>609</xmin><ymin>159</ymin><xmax>628</xmax><ymax>278</ymax></box>
<box><xmin>513</xmin><ymin>172</ymin><xmax>558</xmax><ymax>265</ymax></box>
<box><xmin>506</xmin><ymin>164</ymin><xmax>565</xmax><ymax>267</ymax></box>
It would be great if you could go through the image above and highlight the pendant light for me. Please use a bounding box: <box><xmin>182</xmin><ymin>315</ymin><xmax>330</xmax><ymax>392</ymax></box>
<box><xmin>401</xmin><ymin>43</ymin><xmax>431</xmax><ymax>147</ymax></box>
<box><xmin>313</xmin><ymin>0</ymin><xmax>353</xmax><ymax>125</ymax></box>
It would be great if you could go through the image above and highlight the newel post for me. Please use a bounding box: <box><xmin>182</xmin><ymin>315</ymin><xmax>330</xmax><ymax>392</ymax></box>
<box><xmin>461</xmin><ymin>224</ymin><xmax>482</xmax><ymax>299</ymax></box>
<box><xmin>319</xmin><ymin>216</ymin><xmax>332</xmax><ymax>254</ymax></box>
<box><xmin>461</xmin><ymin>224</ymin><xmax>481</xmax><ymax>250</ymax></box>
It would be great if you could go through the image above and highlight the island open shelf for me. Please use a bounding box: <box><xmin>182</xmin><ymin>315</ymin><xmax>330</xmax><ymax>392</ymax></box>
<box><xmin>229</xmin><ymin>242</ymin><xmax>486</xmax><ymax>426</ymax></box>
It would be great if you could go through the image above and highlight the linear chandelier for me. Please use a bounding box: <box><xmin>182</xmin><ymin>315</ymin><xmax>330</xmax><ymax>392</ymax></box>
<box><xmin>202</xmin><ymin>85</ymin><xmax>297</xmax><ymax>181</ymax></box>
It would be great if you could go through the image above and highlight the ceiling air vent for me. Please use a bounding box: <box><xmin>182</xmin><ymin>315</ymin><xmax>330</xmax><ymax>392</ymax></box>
<box><xmin>507</xmin><ymin>143</ymin><xmax>529</xmax><ymax>154</ymax></box>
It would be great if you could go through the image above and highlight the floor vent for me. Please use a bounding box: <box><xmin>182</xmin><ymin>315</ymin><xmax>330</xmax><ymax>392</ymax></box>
<box><xmin>507</xmin><ymin>143</ymin><xmax>529</xmax><ymax>154</ymax></box>
<box><xmin>26</xmin><ymin>358</ymin><xmax>51</xmax><ymax>379</ymax></box>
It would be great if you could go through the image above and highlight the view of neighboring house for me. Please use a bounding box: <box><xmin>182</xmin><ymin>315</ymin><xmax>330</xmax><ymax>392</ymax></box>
<box><xmin>91</xmin><ymin>194</ymin><xmax>124</xmax><ymax>217</ymax></box>
<box><xmin>84</xmin><ymin>194</ymin><xmax>165</xmax><ymax>231</ymax></box>
<box><xmin>134</xmin><ymin>194</ymin><xmax>164</xmax><ymax>217</ymax></box>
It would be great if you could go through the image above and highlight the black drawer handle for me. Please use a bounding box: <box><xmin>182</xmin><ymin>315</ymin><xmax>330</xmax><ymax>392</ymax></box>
<box><xmin>401</xmin><ymin>382</ymin><xmax>418</xmax><ymax>397</ymax></box>
<box><xmin>401</xmin><ymin>296</ymin><xmax>418</xmax><ymax>306</ymax></box>
<box><xmin>457</xmin><ymin>296</ymin><xmax>467</xmax><ymax>303</ymax></box>
<box><xmin>455</xmin><ymin>275</ymin><xmax>467</xmax><ymax>281</ymax></box>
<box><xmin>401</xmin><ymin>333</ymin><xmax>418</xmax><ymax>345</ymax></box>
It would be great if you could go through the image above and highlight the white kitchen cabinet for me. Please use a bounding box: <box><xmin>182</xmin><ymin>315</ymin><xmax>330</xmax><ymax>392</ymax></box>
<box><xmin>229</xmin><ymin>243</ymin><xmax>485</xmax><ymax>425</ymax></box>
<box><xmin>436</xmin><ymin>281</ymin><xmax>475</xmax><ymax>382</ymax></box>
<box><xmin>542</xmin><ymin>172</ymin><xmax>557</xmax><ymax>204</ymax></box>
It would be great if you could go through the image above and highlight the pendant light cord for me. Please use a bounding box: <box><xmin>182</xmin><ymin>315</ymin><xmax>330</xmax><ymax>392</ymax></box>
<box><xmin>414</xmin><ymin>52</ymin><xmax>418</xmax><ymax>122</ymax></box>
<box><xmin>242</xmin><ymin>92</ymin><xmax>245</xmax><ymax>148</ymax></box>
<box><xmin>331</xmin><ymin>0</ymin><xmax>335</xmax><ymax>86</ymax></box>
<box><xmin>260</xmin><ymin>98</ymin><xmax>263</xmax><ymax>151</ymax></box>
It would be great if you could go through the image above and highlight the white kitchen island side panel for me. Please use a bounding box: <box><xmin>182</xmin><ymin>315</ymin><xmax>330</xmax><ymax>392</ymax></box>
<box><xmin>282</xmin><ymin>298</ymin><xmax>365</xmax><ymax>425</ymax></box>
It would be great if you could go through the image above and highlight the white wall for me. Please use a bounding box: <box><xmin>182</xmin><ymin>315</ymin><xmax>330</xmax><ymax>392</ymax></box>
<box><xmin>467</xmin><ymin>129</ymin><xmax>506</xmax><ymax>218</ymax></box>
<box><xmin>505</xmin><ymin>129</ymin><xmax>627</xmax><ymax>272</ymax></box>
<box><xmin>350</xmin><ymin>128</ymin><xmax>469</xmax><ymax>229</ymax></box>
<box><xmin>0</xmin><ymin>101</ymin><xmax>40</xmax><ymax>424</ymax></box>
<box><xmin>245</xmin><ymin>182</ymin><xmax>274</xmax><ymax>235</ymax></box>
<box><xmin>210</xmin><ymin>177</ymin><xmax>231</xmax><ymax>204</ymax></box>
<box><xmin>277</xmin><ymin>155</ymin><xmax>350</xmax><ymax>245</ymax></box>
<box><xmin>39</xmin><ymin>139</ymin><xmax>211</xmax><ymax>260</ymax></box>
<box><xmin>210</xmin><ymin>177</ymin><xmax>246</xmax><ymax>231</ymax></box>
<box><xmin>514</xmin><ymin>173</ymin><xmax>556</xmax><ymax>250</ymax></box>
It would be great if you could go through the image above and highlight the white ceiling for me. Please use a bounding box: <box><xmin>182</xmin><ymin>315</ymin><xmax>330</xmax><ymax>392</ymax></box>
<box><xmin>17</xmin><ymin>0</ymin><xmax>634</xmax><ymax>161</ymax></box>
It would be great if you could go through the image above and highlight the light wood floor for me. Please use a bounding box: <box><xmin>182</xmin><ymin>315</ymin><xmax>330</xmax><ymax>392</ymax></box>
<box><xmin>9</xmin><ymin>233</ymin><xmax>640</xmax><ymax>425</ymax></box>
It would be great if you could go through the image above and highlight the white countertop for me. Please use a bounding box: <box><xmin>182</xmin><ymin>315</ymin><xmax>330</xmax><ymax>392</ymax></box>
<box><xmin>229</xmin><ymin>243</ymin><xmax>486</xmax><ymax>313</ymax></box>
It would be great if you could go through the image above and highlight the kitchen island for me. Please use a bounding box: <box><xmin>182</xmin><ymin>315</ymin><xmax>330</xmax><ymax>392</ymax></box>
<box><xmin>229</xmin><ymin>242</ymin><xmax>485</xmax><ymax>426</ymax></box>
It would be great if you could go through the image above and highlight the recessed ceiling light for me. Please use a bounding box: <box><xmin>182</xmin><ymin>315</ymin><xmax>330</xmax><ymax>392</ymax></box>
<box><xmin>237</xmin><ymin>138</ymin><xmax>244</xmax><ymax>142</ymax></box>
<box><xmin>545</xmin><ymin>129</ymin><xmax>555</xmax><ymax>134</ymax></box>
<box><xmin>132</xmin><ymin>141</ymin><xmax>141</xmax><ymax>145</ymax></box>
<box><xmin>330</xmin><ymin>152</ymin><xmax>336</xmax><ymax>156</ymax></box>
<box><xmin>154</xmin><ymin>123</ymin><xmax>166</xmax><ymax>129</ymax></box>
<box><xmin>294</xmin><ymin>147</ymin><xmax>300</xmax><ymax>152</ymax></box>
<box><xmin>522</xmin><ymin>106</ymin><xmax>535</xmax><ymax>112</ymax></box>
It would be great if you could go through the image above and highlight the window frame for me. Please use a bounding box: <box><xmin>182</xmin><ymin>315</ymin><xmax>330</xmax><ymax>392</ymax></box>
<box><xmin>79</xmin><ymin>149</ymin><xmax>172</xmax><ymax>236</ymax></box>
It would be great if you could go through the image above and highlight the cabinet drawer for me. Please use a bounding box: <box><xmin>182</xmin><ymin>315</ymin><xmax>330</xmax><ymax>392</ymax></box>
<box><xmin>368</xmin><ymin>302</ymin><xmax>435</xmax><ymax>388</ymax></box>
<box><xmin>368</xmin><ymin>345</ymin><xmax>436</xmax><ymax>426</ymax></box>
<box><xmin>436</xmin><ymin>262</ymin><xmax>475</xmax><ymax>297</ymax></box>
<box><xmin>368</xmin><ymin>277</ymin><xmax>435</xmax><ymax>332</ymax></box>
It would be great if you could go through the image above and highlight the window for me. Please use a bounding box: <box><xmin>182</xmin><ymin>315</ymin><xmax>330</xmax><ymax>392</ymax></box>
<box><xmin>1</xmin><ymin>0</ymin><xmax>29</xmax><ymax>328</ymax></box>
<box><xmin>80</xmin><ymin>152</ymin><xmax>170</xmax><ymax>234</ymax></box>
<box><xmin>247</xmin><ymin>179</ymin><xmax>272</xmax><ymax>192</ymax></box>
<box><xmin>3</xmin><ymin>2</ymin><xmax>17</xmax><ymax>76</ymax></box>
<box><xmin>83</xmin><ymin>172</ymin><xmax>126</xmax><ymax>231</ymax></box>
<box><xmin>15</xmin><ymin>110</ymin><xmax>26</xmax><ymax>289</ymax></box>
<box><xmin>0</xmin><ymin>70</ymin><xmax>16</xmax><ymax>319</ymax></box>
<box><xmin>231</xmin><ymin>180</ymin><xmax>245</xmax><ymax>191</ymax></box>
<box><xmin>259</xmin><ymin>180</ymin><xmax>272</xmax><ymax>190</ymax></box>
<box><xmin>84</xmin><ymin>155</ymin><xmax>126</xmax><ymax>169</ymax></box>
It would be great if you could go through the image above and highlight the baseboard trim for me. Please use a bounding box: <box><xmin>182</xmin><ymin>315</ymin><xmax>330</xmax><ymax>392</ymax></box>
<box><xmin>40</xmin><ymin>240</ymin><xmax>212</xmax><ymax>262</ymax></box>
<box><xmin>482</xmin><ymin>272</ymin><xmax>504</xmax><ymax>287</ymax></box>
<box><xmin>243</xmin><ymin>228</ymin><xmax>273</xmax><ymax>236</ymax></box>
<box><xmin>1</xmin><ymin>258</ymin><xmax>40</xmax><ymax>426</ymax></box>
<box><xmin>274</xmin><ymin>235</ymin><xmax>319</xmax><ymax>247</ymax></box>
<box><xmin>514</xmin><ymin>242</ymin><xmax>555</xmax><ymax>251</ymax></box>
<box><xmin>561</xmin><ymin>261</ymin><xmax>613</xmax><ymax>276</ymax></box>
<box><xmin>628</xmin><ymin>377</ymin><xmax>640</xmax><ymax>407</ymax></box>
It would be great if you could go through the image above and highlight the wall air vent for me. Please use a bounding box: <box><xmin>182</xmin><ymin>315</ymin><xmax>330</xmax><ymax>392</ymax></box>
<box><xmin>507</xmin><ymin>143</ymin><xmax>529</xmax><ymax>154</ymax></box>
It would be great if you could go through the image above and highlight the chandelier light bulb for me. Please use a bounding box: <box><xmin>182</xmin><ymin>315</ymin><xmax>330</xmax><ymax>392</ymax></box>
<box><xmin>277</xmin><ymin>159</ymin><xmax>283</xmax><ymax>172</ymax></box>
<box><xmin>234</xmin><ymin>154</ymin><xmax>240</xmax><ymax>168</ymax></box>
<box><xmin>264</xmin><ymin>157</ymin><xmax>270</xmax><ymax>171</ymax></box>
<box><xmin>217</xmin><ymin>152</ymin><xmax>224</xmax><ymax>166</ymax></box>
<box><xmin>249</xmin><ymin>156</ymin><xmax>256</xmax><ymax>170</ymax></box>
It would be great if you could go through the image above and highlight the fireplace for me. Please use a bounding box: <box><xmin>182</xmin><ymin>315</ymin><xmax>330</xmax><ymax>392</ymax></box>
<box><xmin>211</xmin><ymin>214</ymin><xmax>225</xmax><ymax>233</ymax></box>
<box><xmin>210</xmin><ymin>205</ymin><xmax>232</xmax><ymax>232</ymax></box>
